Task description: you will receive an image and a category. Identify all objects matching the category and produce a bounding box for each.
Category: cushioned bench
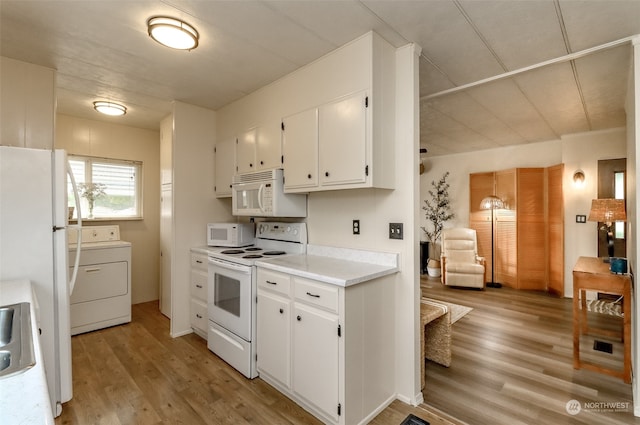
[420,299,452,389]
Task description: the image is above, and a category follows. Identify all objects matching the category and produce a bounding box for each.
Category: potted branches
[421,172,455,277]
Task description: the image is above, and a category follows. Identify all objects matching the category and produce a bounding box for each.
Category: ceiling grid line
[449,0,560,141]
[554,0,593,131]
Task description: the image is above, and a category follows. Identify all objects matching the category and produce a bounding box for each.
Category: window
[68,155,143,220]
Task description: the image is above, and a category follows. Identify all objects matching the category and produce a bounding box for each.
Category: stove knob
[259,224,265,234]
[293,229,298,236]
[286,226,291,233]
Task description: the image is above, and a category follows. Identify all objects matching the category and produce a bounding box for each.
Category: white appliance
[232,169,307,217]
[207,222,255,247]
[68,225,131,335]
[0,146,82,417]
[207,222,307,378]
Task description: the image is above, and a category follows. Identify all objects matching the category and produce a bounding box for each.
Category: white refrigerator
[0,146,82,417]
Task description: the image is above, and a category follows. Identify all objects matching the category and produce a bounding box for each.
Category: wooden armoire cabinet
[469,166,564,292]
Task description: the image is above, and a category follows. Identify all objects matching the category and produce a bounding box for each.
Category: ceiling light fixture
[93,101,127,116]
[147,16,199,50]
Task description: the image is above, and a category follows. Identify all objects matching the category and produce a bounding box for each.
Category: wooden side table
[572,256,632,383]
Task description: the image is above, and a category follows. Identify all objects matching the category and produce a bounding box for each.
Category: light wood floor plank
[421,277,639,425]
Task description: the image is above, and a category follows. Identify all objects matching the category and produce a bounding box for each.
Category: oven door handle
[208,258,253,274]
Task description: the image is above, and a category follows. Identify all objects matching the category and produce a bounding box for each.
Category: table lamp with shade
[587,198,626,262]
[480,195,504,288]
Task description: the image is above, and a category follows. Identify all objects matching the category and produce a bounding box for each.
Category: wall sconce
[573,170,585,187]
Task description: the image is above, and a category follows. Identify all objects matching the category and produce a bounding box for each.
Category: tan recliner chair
[440,228,485,289]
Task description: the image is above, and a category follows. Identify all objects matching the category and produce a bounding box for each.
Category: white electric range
[207,222,307,378]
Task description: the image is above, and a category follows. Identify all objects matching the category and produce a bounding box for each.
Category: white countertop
[256,245,399,287]
[0,280,54,425]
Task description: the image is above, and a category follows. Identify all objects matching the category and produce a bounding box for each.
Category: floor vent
[593,340,613,354]
[400,414,430,425]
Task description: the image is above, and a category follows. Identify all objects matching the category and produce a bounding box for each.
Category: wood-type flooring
[55,301,457,425]
[421,276,639,425]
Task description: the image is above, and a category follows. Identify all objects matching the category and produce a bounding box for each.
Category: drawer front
[257,268,291,297]
[191,298,207,331]
[191,270,207,301]
[70,261,129,304]
[191,253,207,271]
[294,278,338,313]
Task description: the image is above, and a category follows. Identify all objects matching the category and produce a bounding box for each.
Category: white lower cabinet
[190,251,208,339]
[257,267,394,425]
[256,290,291,388]
[292,302,339,422]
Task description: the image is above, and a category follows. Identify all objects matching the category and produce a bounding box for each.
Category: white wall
[561,128,627,297]
[1,57,55,149]
[55,114,161,304]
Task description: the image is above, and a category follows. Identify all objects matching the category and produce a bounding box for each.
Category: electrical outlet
[353,219,360,235]
[389,223,403,240]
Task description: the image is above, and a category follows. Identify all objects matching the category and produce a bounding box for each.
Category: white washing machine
[68,225,131,335]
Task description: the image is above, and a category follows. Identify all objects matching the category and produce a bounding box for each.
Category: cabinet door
[292,303,339,422]
[215,137,236,198]
[282,108,318,191]
[257,291,291,389]
[319,91,367,187]
[236,128,257,174]
[256,122,282,171]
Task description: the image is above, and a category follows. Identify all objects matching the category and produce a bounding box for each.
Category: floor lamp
[480,195,504,288]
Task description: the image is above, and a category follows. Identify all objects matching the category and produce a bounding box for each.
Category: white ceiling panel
[364,0,505,86]
[458,0,568,70]
[0,0,637,155]
[574,45,630,130]
[466,78,559,143]
[513,62,590,136]
[560,0,640,51]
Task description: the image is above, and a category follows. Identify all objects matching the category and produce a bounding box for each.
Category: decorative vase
[427,259,441,278]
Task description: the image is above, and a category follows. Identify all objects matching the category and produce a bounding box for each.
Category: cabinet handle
[308,174,312,179]
[279,308,284,314]
[266,280,277,285]
[325,171,329,177]
[297,315,302,321]
[196,314,202,319]
[196,260,203,264]
[260,160,264,165]
[249,163,253,167]
[84,267,101,273]
[196,284,203,289]
[306,291,320,298]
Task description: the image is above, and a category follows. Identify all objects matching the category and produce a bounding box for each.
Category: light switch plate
[389,223,403,240]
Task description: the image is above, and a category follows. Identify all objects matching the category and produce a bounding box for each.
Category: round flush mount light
[93,101,127,116]
[147,16,199,50]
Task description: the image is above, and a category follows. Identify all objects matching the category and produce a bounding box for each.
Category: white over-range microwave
[232,169,307,217]
[207,222,255,247]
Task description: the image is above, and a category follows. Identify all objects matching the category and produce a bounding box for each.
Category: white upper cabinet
[318,91,367,187]
[236,128,256,174]
[282,107,318,190]
[236,123,282,174]
[214,137,235,198]
[215,31,396,194]
[281,32,395,193]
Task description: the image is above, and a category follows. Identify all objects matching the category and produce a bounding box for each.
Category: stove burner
[245,247,263,252]
[221,249,244,254]
[263,250,286,256]
[243,254,264,259]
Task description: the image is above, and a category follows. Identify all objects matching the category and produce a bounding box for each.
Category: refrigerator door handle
[67,162,82,294]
